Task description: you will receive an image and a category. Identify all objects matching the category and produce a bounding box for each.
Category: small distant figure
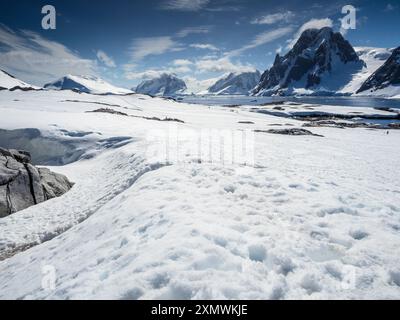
[387,131,390,135]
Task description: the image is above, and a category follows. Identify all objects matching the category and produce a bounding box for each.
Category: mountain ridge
[253,27,363,96]
[134,73,187,97]
[206,71,261,95]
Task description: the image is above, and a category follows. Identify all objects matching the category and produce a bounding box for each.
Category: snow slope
[356,46,400,97]
[44,75,132,95]
[339,47,392,95]
[0,90,400,299]
[0,69,37,90]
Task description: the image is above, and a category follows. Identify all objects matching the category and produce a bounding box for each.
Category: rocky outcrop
[253,27,360,96]
[255,128,324,137]
[357,46,400,93]
[0,148,73,218]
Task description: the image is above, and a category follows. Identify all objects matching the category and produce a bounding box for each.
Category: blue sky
[0,0,399,89]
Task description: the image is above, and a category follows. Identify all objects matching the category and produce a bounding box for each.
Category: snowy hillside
[0,70,37,90]
[206,71,261,95]
[334,47,392,95]
[0,90,400,299]
[356,46,400,97]
[44,75,132,95]
[135,73,187,96]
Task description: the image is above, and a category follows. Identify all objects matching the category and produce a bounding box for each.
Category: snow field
[0,90,399,299]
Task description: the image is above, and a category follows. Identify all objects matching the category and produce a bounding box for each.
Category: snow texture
[0,90,399,300]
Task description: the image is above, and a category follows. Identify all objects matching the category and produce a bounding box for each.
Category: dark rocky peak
[253,27,359,95]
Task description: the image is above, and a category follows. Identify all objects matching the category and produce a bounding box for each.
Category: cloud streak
[287,18,333,49]
[0,25,97,85]
[96,50,116,68]
[129,36,183,61]
[160,0,210,11]
[228,27,294,57]
[190,43,219,51]
[251,11,295,25]
[176,26,212,38]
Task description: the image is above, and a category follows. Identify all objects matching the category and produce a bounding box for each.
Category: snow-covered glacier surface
[0,90,399,299]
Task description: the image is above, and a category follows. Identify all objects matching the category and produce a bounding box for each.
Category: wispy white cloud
[0,25,97,85]
[190,43,219,51]
[228,27,294,57]
[172,59,193,66]
[195,57,255,74]
[124,69,167,81]
[128,25,212,62]
[176,26,212,38]
[160,0,210,11]
[287,18,333,49]
[251,11,295,25]
[384,3,398,11]
[129,36,183,60]
[96,50,116,68]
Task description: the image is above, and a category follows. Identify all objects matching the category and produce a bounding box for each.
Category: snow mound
[44,75,132,95]
[0,70,37,90]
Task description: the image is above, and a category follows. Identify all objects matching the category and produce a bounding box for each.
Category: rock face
[207,71,261,95]
[134,73,187,96]
[0,148,73,218]
[253,27,360,96]
[357,46,400,93]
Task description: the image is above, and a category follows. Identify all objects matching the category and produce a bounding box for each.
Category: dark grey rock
[0,147,73,218]
[255,128,324,137]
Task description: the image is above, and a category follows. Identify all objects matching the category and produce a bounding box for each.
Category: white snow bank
[0,90,399,300]
[0,70,37,89]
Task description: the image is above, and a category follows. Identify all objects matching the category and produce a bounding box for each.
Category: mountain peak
[253,27,360,96]
[134,73,187,97]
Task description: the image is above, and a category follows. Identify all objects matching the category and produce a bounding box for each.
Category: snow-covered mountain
[134,73,187,96]
[339,47,393,95]
[44,75,132,95]
[206,71,261,95]
[356,46,400,97]
[253,27,364,96]
[0,69,37,91]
